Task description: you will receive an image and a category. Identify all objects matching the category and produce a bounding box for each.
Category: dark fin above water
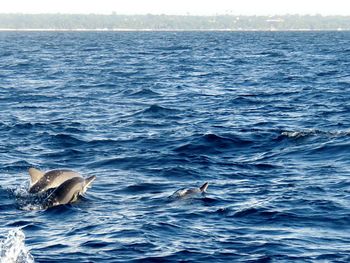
[199,182,209,192]
[28,167,44,185]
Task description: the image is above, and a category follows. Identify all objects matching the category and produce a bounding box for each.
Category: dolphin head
[82,175,96,195]
[44,175,96,208]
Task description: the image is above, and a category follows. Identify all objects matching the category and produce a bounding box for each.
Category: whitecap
[281,129,350,139]
[0,229,34,263]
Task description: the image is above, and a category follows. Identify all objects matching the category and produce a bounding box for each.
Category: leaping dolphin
[28,168,82,194]
[44,176,96,208]
[170,182,209,199]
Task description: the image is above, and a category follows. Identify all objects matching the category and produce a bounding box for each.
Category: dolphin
[28,167,82,194]
[44,176,96,208]
[170,182,209,199]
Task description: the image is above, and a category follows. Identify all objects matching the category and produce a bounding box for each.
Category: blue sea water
[0,31,350,262]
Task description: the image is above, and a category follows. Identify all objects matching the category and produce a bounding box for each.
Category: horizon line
[0,28,348,32]
[1,12,350,17]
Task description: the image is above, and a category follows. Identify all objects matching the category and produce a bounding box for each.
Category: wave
[88,155,156,170]
[122,183,165,194]
[137,104,180,118]
[309,141,350,158]
[217,162,279,171]
[85,138,121,148]
[229,95,262,106]
[280,129,350,139]
[0,229,34,263]
[155,44,192,52]
[136,249,211,262]
[3,121,85,135]
[316,70,339,77]
[233,207,299,221]
[0,51,13,57]
[175,133,253,154]
[81,240,110,249]
[128,88,159,97]
[260,51,286,58]
[50,133,86,148]
[158,166,199,179]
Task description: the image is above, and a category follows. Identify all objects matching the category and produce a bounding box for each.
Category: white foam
[0,229,35,263]
[19,204,44,212]
[281,129,350,138]
[281,131,305,138]
[10,182,46,211]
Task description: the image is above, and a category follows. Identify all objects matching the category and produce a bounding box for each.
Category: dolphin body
[44,176,96,208]
[170,182,209,199]
[28,168,82,194]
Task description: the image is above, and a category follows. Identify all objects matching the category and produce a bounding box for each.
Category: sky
[1,0,350,16]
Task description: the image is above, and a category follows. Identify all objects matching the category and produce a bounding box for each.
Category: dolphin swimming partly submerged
[44,176,96,208]
[28,168,82,193]
[170,182,209,199]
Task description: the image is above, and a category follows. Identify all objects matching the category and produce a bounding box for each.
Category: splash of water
[0,229,35,263]
[11,182,48,211]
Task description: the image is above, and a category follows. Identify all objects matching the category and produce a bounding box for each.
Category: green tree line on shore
[0,14,349,30]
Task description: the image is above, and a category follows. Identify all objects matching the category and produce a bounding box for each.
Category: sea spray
[0,229,34,263]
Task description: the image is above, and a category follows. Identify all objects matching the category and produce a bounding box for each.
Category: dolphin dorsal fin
[28,167,44,185]
[199,182,209,192]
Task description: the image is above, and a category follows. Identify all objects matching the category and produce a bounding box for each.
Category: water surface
[0,31,350,262]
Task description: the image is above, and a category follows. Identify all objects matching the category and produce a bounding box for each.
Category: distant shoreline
[0,29,348,32]
[1,14,350,31]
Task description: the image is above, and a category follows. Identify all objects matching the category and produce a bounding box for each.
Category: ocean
[0,31,350,262]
